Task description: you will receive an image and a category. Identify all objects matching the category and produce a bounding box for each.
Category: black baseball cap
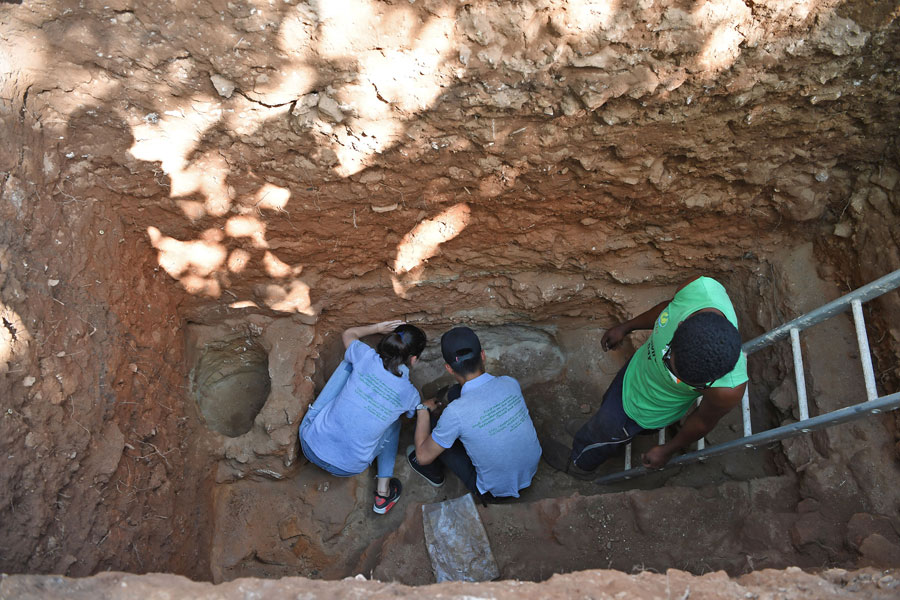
[441,326,482,368]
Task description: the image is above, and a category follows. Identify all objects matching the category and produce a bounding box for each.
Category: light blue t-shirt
[304,341,420,473]
[431,373,542,498]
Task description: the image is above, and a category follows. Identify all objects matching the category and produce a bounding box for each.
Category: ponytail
[376,324,427,376]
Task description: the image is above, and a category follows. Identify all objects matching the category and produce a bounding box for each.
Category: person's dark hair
[448,349,484,376]
[376,324,427,377]
[441,326,484,376]
[670,312,741,385]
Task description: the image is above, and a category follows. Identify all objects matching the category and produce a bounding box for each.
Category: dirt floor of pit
[208,248,900,585]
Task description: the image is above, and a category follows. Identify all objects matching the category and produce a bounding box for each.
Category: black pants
[571,358,656,470]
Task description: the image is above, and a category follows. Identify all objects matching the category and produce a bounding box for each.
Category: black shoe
[406,445,444,487]
[565,418,587,439]
[540,438,597,481]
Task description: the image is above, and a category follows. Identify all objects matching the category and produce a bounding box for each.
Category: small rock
[579,403,592,414]
[560,94,581,116]
[56,554,78,574]
[871,166,899,191]
[859,533,900,567]
[358,169,384,184]
[48,279,59,287]
[371,203,398,213]
[292,93,319,116]
[847,513,900,549]
[317,94,343,122]
[833,222,853,238]
[459,45,471,66]
[23,376,36,388]
[821,568,849,585]
[570,49,617,69]
[210,74,236,99]
[769,378,795,413]
[580,217,598,226]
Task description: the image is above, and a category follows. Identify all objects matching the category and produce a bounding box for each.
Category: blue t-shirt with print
[431,373,542,497]
[304,341,420,473]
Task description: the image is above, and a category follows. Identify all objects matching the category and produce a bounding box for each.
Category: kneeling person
[408,327,542,502]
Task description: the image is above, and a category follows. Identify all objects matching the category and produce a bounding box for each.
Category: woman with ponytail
[299,320,426,514]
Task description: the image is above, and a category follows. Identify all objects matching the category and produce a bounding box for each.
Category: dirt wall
[1,0,899,582]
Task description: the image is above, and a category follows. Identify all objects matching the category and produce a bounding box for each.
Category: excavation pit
[206,253,898,584]
[2,0,899,597]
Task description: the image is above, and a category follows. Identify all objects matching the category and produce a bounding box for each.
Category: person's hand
[601,323,630,351]
[373,320,405,334]
[415,398,440,418]
[641,445,674,470]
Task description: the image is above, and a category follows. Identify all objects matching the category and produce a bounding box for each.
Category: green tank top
[622,277,748,429]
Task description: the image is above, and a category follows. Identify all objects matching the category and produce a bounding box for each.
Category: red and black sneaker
[373,478,402,515]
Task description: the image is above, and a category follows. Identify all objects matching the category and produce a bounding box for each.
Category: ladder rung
[790,328,810,420]
[695,397,705,451]
[742,385,752,437]
[851,299,879,401]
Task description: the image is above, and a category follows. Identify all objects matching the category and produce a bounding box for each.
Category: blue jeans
[299,360,402,478]
[571,359,656,470]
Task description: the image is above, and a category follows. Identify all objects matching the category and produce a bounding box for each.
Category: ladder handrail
[742,269,900,354]
[593,391,900,484]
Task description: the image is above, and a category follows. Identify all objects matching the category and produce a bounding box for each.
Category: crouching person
[407,326,542,503]
[299,320,426,515]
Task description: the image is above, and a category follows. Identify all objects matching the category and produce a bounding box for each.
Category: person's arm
[641,382,746,469]
[601,301,668,350]
[601,276,703,351]
[413,399,446,465]
[341,320,405,349]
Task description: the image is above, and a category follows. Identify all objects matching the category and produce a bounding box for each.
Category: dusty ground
[1,0,900,592]
[4,566,900,600]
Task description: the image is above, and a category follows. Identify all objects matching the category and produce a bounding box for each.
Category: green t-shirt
[622,277,748,429]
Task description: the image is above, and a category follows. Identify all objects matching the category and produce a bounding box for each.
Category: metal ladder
[594,268,900,485]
